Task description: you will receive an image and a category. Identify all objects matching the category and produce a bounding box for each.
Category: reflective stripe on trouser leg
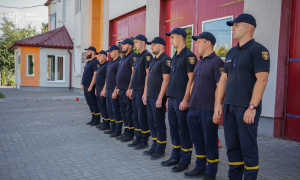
[188,108,219,175]
[147,96,167,153]
[132,91,141,142]
[118,89,134,137]
[224,104,260,180]
[86,86,100,122]
[147,97,157,150]
[111,94,123,133]
[96,94,110,126]
[133,90,150,142]
[106,88,116,130]
[168,97,193,165]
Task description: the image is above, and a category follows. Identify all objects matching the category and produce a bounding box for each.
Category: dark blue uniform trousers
[223,104,260,180]
[187,108,219,176]
[118,89,134,137]
[84,86,100,122]
[96,94,110,126]
[168,97,193,165]
[132,89,150,142]
[106,88,123,132]
[147,96,167,154]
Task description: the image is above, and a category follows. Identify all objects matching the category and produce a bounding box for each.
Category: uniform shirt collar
[156,52,166,60]
[125,50,133,58]
[137,50,147,57]
[113,56,121,61]
[175,46,188,57]
[200,52,216,61]
[88,57,97,63]
[237,39,255,50]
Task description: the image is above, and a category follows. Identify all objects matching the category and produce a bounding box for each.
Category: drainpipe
[67,48,72,89]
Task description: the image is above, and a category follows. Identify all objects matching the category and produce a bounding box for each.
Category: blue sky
[0,0,48,33]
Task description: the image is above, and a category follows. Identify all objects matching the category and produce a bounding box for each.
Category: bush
[8,78,15,86]
[1,71,5,85]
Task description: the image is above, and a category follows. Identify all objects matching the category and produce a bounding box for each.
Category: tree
[0,17,38,74]
[41,22,48,33]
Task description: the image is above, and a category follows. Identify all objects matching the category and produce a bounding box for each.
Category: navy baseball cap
[165,27,187,38]
[84,46,98,54]
[98,50,107,56]
[106,45,119,52]
[192,32,216,45]
[132,34,147,43]
[120,38,134,46]
[146,37,166,46]
[227,13,257,28]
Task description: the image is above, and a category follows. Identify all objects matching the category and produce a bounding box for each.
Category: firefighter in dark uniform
[127,34,152,150]
[214,14,270,180]
[162,27,196,172]
[115,38,137,142]
[102,45,123,137]
[82,46,101,126]
[95,50,110,130]
[143,37,170,160]
[184,32,224,180]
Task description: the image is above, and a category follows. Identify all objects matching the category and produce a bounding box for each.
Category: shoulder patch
[133,57,136,62]
[146,56,151,61]
[97,64,100,68]
[188,57,195,65]
[166,60,171,67]
[262,51,269,60]
[219,67,223,74]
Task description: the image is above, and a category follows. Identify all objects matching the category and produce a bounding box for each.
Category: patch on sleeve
[219,67,223,74]
[97,64,100,68]
[188,57,195,65]
[262,51,269,60]
[146,56,151,61]
[166,60,171,67]
[133,57,136,62]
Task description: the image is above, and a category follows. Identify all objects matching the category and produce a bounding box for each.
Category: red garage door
[110,7,146,46]
[285,0,300,141]
[164,0,244,58]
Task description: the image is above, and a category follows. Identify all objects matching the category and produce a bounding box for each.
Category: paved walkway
[0,88,84,102]
[0,95,299,179]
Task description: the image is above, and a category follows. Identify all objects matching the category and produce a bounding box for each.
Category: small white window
[202,16,233,59]
[47,55,65,82]
[26,54,34,76]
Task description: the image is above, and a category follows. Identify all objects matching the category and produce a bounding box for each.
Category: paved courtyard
[0,88,299,180]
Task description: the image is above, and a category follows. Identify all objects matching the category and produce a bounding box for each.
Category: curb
[0,96,85,102]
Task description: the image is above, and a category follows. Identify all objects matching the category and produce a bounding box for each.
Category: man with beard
[95,50,110,130]
[82,46,101,126]
[128,34,152,150]
[102,45,123,137]
[184,32,224,180]
[162,28,196,172]
[115,38,137,142]
[143,37,170,160]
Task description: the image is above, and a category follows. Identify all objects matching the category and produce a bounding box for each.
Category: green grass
[0,92,5,98]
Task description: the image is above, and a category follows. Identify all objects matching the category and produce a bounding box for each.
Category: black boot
[95,123,103,129]
[86,120,93,125]
[90,120,100,126]
[134,141,148,150]
[143,149,155,156]
[203,174,216,180]
[116,134,126,140]
[104,129,114,134]
[128,140,140,147]
[99,125,110,130]
[184,168,205,178]
[161,158,179,166]
[150,152,164,160]
[121,136,133,142]
[171,162,189,172]
[110,131,121,137]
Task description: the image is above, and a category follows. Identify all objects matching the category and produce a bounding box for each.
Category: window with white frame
[47,55,65,82]
[202,16,233,59]
[26,54,34,76]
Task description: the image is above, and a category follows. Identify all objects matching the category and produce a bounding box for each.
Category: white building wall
[108,0,147,20]
[39,48,70,88]
[14,47,21,89]
[244,0,282,137]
